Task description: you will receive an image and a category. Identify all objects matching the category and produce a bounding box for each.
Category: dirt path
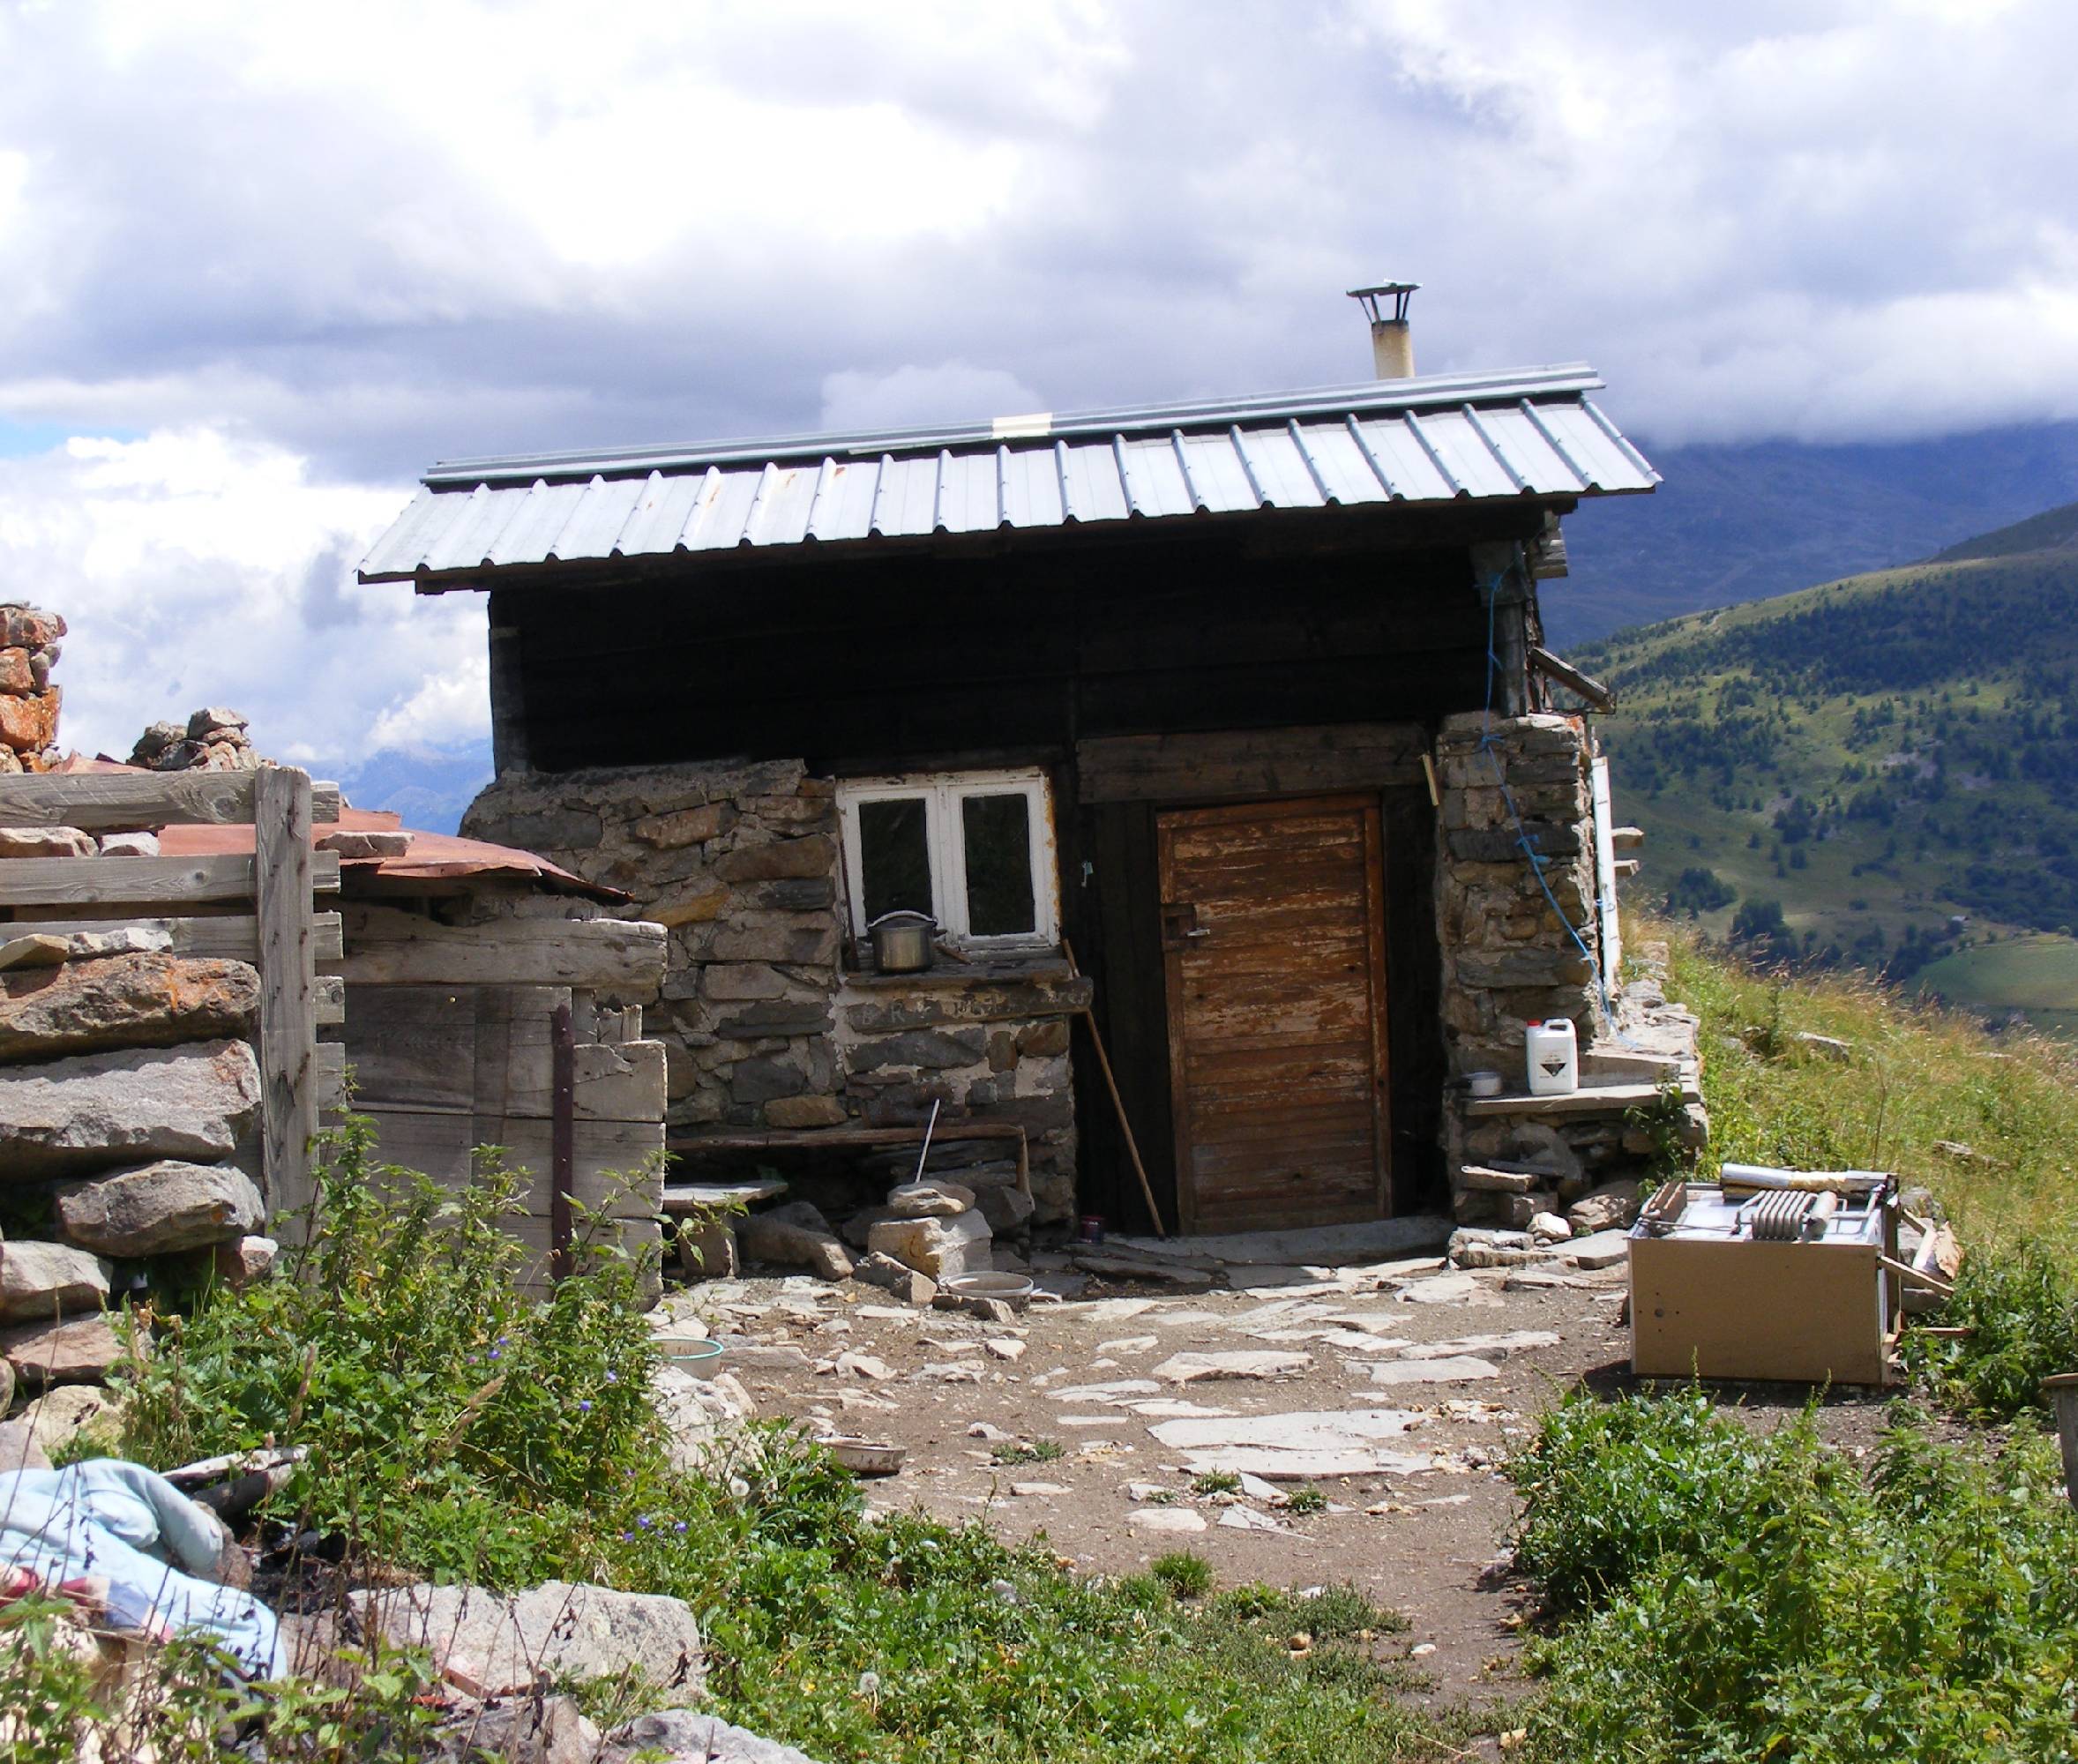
[658,1252,1651,1715]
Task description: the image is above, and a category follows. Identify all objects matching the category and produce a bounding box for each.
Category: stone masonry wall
[1433,709,1603,1083]
[0,603,64,773]
[463,762,1084,1222]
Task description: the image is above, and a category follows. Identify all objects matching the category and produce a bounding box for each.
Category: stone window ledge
[844,955,1073,992]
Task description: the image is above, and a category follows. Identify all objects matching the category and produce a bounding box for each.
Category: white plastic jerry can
[1525,1018,1579,1095]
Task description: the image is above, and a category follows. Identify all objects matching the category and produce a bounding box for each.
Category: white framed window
[837,768,1059,951]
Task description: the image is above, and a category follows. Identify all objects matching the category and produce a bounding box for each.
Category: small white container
[1526,1019,1579,1096]
[1468,1070,1504,1099]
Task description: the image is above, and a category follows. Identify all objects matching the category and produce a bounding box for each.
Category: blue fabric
[0,1459,284,1678]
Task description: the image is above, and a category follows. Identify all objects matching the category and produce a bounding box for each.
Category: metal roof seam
[1581,400,1663,482]
[804,457,835,541]
[1515,400,1593,491]
[1402,412,1463,497]
[1345,415,1404,499]
[1227,426,1269,508]
[1112,434,1143,517]
[1461,405,1529,494]
[1054,439,1080,524]
[1286,420,1335,505]
[741,462,777,548]
[869,454,894,536]
[995,445,1012,529]
[931,450,952,534]
[674,466,723,552]
[1170,430,1207,512]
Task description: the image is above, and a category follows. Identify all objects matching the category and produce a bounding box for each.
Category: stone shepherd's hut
[359,303,1695,1238]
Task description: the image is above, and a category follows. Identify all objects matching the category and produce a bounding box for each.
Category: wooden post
[2044,1373,2078,1510]
[549,1000,575,1281]
[254,768,317,1238]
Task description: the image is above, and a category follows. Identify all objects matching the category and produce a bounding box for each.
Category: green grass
[1918,933,2078,1034]
[1511,1390,2078,1762]
[1663,922,2078,1251]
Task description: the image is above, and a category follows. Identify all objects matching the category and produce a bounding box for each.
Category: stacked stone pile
[730,1171,996,1298]
[0,926,275,1412]
[129,706,260,772]
[0,604,65,773]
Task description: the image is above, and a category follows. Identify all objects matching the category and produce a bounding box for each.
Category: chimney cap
[1348,281,1419,324]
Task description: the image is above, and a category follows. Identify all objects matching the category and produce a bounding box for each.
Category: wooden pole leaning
[1061,936,1167,1238]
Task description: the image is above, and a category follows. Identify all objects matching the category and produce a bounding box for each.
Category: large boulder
[19,1382,123,1461]
[604,1708,828,1764]
[739,1200,852,1280]
[352,1581,704,1701]
[867,1209,991,1279]
[0,1240,112,1321]
[0,1039,261,1177]
[55,1160,265,1255]
[0,1314,126,1386]
[0,953,259,1063]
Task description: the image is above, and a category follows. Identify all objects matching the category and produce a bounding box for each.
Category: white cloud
[819,363,1046,432]
[0,429,474,766]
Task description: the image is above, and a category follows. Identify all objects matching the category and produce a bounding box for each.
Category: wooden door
[1157,795,1390,1234]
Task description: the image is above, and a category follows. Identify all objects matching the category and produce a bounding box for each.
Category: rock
[96,830,159,859]
[886,1180,975,1218]
[1529,1211,1573,1244]
[1566,1180,1641,1235]
[653,1366,755,1473]
[740,1201,853,1281]
[1010,1480,1066,1497]
[0,826,93,858]
[1456,1164,1540,1194]
[0,926,171,972]
[1072,1252,1214,1289]
[1127,1506,1207,1533]
[354,1580,704,1701]
[1151,1350,1311,1386]
[763,1094,847,1129]
[711,1342,811,1371]
[1,1314,126,1386]
[440,1694,601,1764]
[973,1182,1037,1234]
[315,829,414,858]
[983,1337,1026,1362]
[55,1159,265,1255]
[1218,1505,1288,1532]
[853,1251,937,1307]
[213,1234,280,1286]
[604,1708,828,1764]
[20,1382,123,1460]
[1368,1355,1502,1387]
[839,1206,898,1250]
[676,1218,739,1279]
[0,953,260,1064]
[0,1039,262,1177]
[833,1351,895,1381]
[0,1415,50,1471]
[1148,1408,1428,1480]
[634,804,735,848]
[1566,1230,1631,1270]
[0,1240,112,1321]
[868,1208,992,1279]
[1793,1032,1853,1061]
[186,706,249,738]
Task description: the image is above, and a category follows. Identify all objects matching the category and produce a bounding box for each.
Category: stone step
[1465,1080,1701,1119]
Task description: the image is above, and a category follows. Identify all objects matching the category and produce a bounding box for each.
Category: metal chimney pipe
[1347,281,1419,379]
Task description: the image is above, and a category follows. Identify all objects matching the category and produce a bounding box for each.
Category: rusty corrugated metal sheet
[358,364,1658,585]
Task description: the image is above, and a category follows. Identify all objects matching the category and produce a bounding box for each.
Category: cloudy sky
[2,0,2074,775]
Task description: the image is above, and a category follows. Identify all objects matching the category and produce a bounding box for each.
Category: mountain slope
[1550,419,2078,645]
[1575,539,2078,1026]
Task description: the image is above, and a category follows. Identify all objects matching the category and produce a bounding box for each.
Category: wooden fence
[0,767,342,1227]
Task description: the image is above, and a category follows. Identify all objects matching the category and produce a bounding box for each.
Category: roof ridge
[422,363,1604,489]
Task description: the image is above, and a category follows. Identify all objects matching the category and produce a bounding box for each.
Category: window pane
[962,792,1037,937]
[858,797,934,924]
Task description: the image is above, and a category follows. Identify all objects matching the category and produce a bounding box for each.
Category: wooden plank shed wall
[485,517,1521,1227]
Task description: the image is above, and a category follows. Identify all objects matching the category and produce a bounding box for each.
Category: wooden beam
[1529,644,1616,712]
[314,975,345,1025]
[255,767,318,1237]
[0,911,342,964]
[316,1040,346,1111]
[337,902,667,993]
[0,850,338,909]
[1076,723,1425,804]
[0,770,340,828]
[359,1106,665,1213]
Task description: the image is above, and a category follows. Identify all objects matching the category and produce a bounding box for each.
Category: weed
[989,1437,1064,1466]
[1901,1237,2078,1418]
[1285,1485,1328,1514]
[1151,1551,1214,1599]
[1512,1391,2078,1761]
[1191,1468,1243,1495]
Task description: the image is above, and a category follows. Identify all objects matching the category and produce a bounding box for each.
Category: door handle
[1182,926,1211,939]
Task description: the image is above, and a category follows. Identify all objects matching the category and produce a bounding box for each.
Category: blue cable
[1473,571,1633,1040]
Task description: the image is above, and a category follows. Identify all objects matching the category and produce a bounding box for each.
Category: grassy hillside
[1576,535,2078,1027]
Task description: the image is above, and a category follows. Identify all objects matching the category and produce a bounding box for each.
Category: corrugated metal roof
[359,364,1657,586]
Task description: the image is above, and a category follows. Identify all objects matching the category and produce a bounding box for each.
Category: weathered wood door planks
[1157,794,1390,1234]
